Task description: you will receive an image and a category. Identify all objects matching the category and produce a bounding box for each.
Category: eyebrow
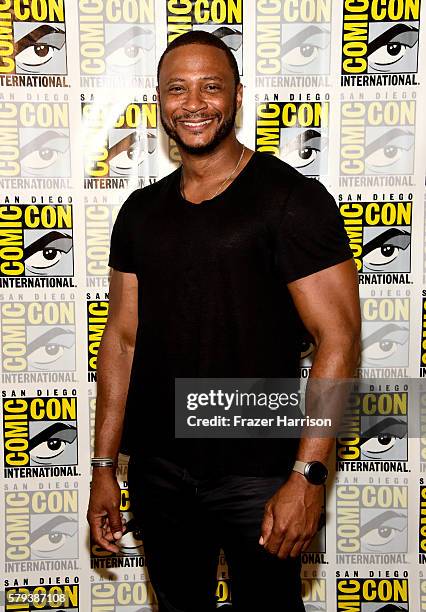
[362,324,408,349]
[27,327,74,355]
[360,416,407,441]
[365,128,414,157]
[282,25,329,54]
[368,23,419,56]
[20,130,69,160]
[363,228,410,257]
[105,26,154,57]
[15,24,65,55]
[360,510,406,537]
[29,423,77,450]
[24,231,72,260]
[165,76,224,85]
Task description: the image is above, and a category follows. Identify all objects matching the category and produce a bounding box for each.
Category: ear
[235,82,243,111]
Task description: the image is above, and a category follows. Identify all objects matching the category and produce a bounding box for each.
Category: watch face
[307,461,328,484]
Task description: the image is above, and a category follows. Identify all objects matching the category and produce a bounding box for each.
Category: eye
[363,244,402,267]
[32,530,70,553]
[25,248,64,269]
[21,148,59,170]
[282,146,319,168]
[361,434,397,454]
[362,333,408,362]
[28,343,65,364]
[16,44,58,67]
[283,44,320,67]
[106,44,144,68]
[300,338,315,360]
[362,524,402,546]
[368,42,408,67]
[365,145,403,169]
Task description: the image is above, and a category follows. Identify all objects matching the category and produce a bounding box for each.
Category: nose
[182,86,207,114]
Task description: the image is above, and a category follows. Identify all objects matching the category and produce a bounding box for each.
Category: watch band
[293,460,309,476]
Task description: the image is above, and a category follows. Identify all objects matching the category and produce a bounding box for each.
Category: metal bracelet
[91,457,115,468]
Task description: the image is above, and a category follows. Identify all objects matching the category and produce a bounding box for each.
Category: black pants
[128,456,306,612]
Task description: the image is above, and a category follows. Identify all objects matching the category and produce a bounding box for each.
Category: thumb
[259,509,274,546]
[109,510,123,539]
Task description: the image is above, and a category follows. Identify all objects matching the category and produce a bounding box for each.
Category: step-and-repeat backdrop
[1,0,426,609]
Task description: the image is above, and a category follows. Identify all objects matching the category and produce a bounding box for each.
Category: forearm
[94,327,135,462]
[296,336,360,464]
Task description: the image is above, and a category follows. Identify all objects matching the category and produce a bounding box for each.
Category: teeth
[182,119,212,127]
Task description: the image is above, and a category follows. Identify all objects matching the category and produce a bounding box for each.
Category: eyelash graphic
[30,515,78,558]
[24,231,73,273]
[105,26,155,70]
[361,324,409,364]
[282,25,330,72]
[367,24,419,71]
[27,327,75,369]
[20,130,70,176]
[108,132,157,174]
[14,24,66,72]
[29,423,77,464]
[362,228,410,272]
[281,129,327,171]
[365,128,414,173]
[360,417,407,457]
[211,26,243,51]
[360,510,407,549]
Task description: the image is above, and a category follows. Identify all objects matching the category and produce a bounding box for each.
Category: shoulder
[117,167,180,219]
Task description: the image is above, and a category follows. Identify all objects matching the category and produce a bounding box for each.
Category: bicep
[287,259,361,345]
[105,269,138,347]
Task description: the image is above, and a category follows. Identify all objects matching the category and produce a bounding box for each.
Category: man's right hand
[87,470,127,553]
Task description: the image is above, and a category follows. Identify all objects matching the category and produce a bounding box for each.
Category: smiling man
[87,31,361,612]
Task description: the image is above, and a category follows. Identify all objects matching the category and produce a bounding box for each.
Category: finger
[265,526,286,555]
[103,515,127,538]
[108,509,124,540]
[276,532,299,559]
[259,510,274,546]
[89,516,121,553]
[288,538,306,559]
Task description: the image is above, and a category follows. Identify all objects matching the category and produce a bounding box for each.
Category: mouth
[177,117,216,132]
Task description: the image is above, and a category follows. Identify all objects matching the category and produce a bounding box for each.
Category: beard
[160,99,237,155]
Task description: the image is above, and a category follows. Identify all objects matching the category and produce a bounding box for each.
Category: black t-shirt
[108,151,353,477]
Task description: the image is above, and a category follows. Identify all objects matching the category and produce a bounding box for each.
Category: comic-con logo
[87,298,108,383]
[85,203,119,280]
[0,204,74,287]
[0,101,71,184]
[0,300,75,374]
[4,487,78,571]
[0,0,67,84]
[336,389,408,468]
[302,578,326,612]
[359,297,410,376]
[339,199,412,283]
[167,0,243,74]
[91,482,145,568]
[337,579,408,611]
[3,395,78,477]
[336,484,408,562]
[82,100,157,189]
[420,297,426,377]
[420,485,426,562]
[79,0,155,82]
[340,100,415,182]
[420,390,426,465]
[341,0,420,86]
[6,582,79,610]
[256,0,331,81]
[421,579,426,610]
[256,100,329,176]
[91,581,156,610]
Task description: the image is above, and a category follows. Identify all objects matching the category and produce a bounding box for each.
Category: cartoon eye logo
[29,423,77,464]
[361,324,409,364]
[364,128,414,173]
[108,132,156,175]
[212,26,243,51]
[300,335,315,360]
[362,229,410,272]
[360,510,407,550]
[368,24,419,71]
[281,129,327,170]
[27,327,75,369]
[118,517,144,555]
[105,26,155,70]
[24,231,73,273]
[15,24,66,71]
[360,417,407,457]
[282,25,330,72]
[20,131,70,176]
[30,515,78,558]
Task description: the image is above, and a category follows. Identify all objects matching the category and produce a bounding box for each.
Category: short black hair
[157,30,240,88]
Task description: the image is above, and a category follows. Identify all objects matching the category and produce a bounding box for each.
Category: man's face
[157,44,242,154]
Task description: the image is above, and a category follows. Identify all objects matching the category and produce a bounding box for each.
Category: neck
[179,133,243,181]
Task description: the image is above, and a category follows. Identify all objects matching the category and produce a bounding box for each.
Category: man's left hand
[259,471,323,559]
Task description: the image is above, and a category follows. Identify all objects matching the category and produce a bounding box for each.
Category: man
[87,31,361,611]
